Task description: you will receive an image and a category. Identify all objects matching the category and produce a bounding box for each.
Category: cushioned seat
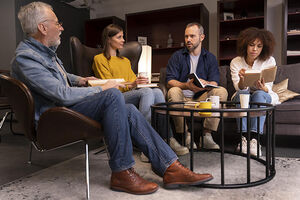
[275,100,300,124]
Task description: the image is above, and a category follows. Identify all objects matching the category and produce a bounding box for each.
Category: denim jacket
[11,37,102,123]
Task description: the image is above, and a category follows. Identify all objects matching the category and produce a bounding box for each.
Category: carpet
[0,150,299,200]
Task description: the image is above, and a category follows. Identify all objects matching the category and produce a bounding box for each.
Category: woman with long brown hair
[92,24,188,156]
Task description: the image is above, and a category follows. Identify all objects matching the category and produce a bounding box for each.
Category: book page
[243,66,277,87]
[187,73,218,88]
[261,66,277,83]
[88,78,126,86]
[137,83,158,88]
[244,70,261,87]
[187,73,205,88]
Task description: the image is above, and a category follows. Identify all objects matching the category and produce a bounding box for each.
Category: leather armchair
[0,70,16,141]
[70,36,142,76]
[0,74,103,200]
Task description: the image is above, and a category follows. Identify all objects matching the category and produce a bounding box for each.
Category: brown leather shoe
[163,160,213,189]
[110,168,159,195]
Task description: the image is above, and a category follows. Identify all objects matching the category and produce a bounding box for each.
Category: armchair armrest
[36,107,102,150]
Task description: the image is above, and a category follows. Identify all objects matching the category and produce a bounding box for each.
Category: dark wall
[15,0,89,73]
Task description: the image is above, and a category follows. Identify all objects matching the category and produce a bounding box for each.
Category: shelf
[152,46,183,51]
[217,0,266,65]
[288,12,300,15]
[220,16,264,23]
[126,3,209,73]
[287,50,300,56]
[219,36,238,42]
[287,54,300,57]
[219,57,235,61]
[283,0,300,64]
[287,31,300,36]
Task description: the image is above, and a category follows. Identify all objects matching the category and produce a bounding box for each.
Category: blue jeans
[68,88,177,175]
[123,87,165,122]
[123,87,173,139]
[233,89,272,134]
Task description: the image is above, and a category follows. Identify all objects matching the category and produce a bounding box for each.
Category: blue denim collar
[26,37,58,57]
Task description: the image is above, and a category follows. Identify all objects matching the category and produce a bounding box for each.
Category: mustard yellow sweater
[92,53,136,92]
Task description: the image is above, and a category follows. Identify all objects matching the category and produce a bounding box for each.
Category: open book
[137,83,158,88]
[188,73,218,88]
[88,79,126,87]
[244,66,277,87]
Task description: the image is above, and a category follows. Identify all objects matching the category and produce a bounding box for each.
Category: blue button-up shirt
[11,37,102,123]
[166,47,220,84]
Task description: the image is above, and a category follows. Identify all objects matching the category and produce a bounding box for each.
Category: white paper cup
[239,94,250,116]
[239,94,250,108]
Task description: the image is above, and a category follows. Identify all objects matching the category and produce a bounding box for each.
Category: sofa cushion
[275,99,300,124]
[274,63,300,93]
[272,79,300,103]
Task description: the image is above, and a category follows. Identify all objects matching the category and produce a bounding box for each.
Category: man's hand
[101,80,125,91]
[78,76,98,87]
[186,79,207,93]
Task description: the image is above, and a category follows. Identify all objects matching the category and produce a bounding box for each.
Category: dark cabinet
[217,0,266,66]
[126,4,209,73]
[282,0,300,64]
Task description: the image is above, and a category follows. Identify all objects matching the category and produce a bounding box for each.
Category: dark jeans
[69,88,177,175]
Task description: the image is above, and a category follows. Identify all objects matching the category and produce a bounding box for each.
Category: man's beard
[49,32,61,48]
[186,41,200,51]
[49,38,61,48]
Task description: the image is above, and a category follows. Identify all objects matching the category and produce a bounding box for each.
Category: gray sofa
[219,63,300,137]
[160,63,300,139]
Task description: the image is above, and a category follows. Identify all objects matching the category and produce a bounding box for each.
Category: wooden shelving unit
[217,0,266,66]
[282,0,300,64]
[84,16,125,48]
[126,4,209,73]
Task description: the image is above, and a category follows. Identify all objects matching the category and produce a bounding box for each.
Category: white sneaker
[236,136,247,154]
[185,132,197,149]
[236,137,262,156]
[169,137,189,156]
[199,134,220,149]
[140,152,149,163]
[249,139,262,157]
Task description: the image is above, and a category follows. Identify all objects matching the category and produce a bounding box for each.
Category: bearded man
[166,22,228,150]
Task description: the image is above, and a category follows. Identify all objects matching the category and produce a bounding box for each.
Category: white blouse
[230,56,280,105]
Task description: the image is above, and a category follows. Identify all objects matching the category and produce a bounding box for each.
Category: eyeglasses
[41,19,63,27]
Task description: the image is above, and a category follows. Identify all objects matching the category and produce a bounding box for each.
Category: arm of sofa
[159,67,167,99]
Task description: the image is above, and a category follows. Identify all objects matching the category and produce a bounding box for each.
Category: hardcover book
[188,73,218,88]
[244,66,277,87]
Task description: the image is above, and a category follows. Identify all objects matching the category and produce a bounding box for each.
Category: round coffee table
[151,101,276,188]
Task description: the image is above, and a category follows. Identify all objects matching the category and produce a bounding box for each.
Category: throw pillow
[272,79,300,103]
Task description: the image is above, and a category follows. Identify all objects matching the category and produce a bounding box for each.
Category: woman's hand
[135,76,149,85]
[238,68,246,89]
[256,78,268,92]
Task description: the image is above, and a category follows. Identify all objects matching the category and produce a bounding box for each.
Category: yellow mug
[194,101,212,116]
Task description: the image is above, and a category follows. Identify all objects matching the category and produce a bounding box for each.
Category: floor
[0,112,102,186]
[0,111,300,187]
